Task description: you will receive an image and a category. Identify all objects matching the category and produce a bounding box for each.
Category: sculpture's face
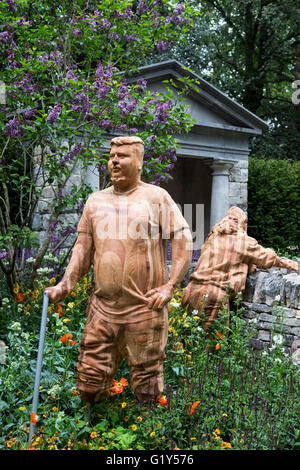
[108,144,143,192]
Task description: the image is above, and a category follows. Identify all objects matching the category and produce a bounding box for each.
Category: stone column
[210,159,234,229]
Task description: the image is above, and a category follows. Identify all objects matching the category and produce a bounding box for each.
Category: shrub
[248,158,300,257]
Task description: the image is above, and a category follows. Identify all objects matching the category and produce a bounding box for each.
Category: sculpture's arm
[245,238,298,272]
[146,227,193,310]
[45,232,94,303]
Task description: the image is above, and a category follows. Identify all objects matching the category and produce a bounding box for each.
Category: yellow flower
[150,431,155,437]
[13,283,19,294]
[137,416,143,422]
[131,425,137,431]
[222,413,228,418]
[90,432,98,439]
[52,406,58,412]
[190,437,196,441]
[98,446,105,450]
[124,415,129,422]
[215,428,221,435]
[19,406,26,411]
[121,402,127,408]
[6,440,14,448]
[67,302,74,309]
[221,441,232,448]
[49,277,56,285]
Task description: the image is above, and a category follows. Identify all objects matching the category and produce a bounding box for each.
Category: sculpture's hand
[182,282,200,310]
[287,260,299,272]
[45,282,69,304]
[145,282,175,311]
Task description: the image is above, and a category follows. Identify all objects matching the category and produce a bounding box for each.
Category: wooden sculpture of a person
[46,136,193,404]
[182,206,299,331]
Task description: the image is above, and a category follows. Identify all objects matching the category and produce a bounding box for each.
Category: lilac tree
[0,0,195,292]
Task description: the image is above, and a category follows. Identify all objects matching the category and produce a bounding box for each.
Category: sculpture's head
[225,206,248,232]
[108,136,145,192]
[211,206,248,237]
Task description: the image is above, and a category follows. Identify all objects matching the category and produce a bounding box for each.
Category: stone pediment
[127,60,268,137]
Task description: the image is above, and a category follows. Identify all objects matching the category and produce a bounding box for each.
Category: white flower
[273,334,284,345]
[170,301,180,308]
[26,257,35,264]
[9,321,21,332]
[274,295,281,302]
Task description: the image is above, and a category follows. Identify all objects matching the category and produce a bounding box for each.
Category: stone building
[32,60,268,251]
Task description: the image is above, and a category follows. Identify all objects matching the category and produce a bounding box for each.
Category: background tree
[0,0,195,293]
[151,0,300,160]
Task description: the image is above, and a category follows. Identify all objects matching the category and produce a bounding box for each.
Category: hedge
[247,158,300,256]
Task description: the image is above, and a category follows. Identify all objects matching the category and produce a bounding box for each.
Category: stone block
[257,330,271,341]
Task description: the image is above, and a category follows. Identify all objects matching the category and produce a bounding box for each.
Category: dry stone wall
[241,263,300,365]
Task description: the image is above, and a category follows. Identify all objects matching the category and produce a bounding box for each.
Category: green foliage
[154,0,300,160]
[0,284,299,450]
[247,157,300,255]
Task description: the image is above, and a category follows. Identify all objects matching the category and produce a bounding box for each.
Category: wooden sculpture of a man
[46,136,193,403]
[182,206,299,331]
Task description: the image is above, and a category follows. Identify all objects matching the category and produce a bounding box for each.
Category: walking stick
[28,290,49,447]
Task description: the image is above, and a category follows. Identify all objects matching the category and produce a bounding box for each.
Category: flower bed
[0,277,299,450]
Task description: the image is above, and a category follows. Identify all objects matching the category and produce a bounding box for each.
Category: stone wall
[181,260,300,364]
[228,159,248,213]
[241,263,300,364]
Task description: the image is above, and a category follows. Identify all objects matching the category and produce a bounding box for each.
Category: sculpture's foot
[80,389,110,404]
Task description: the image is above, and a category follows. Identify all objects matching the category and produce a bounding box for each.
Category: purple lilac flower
[109,31,120,42]
[129,128,138,135]
[73,28,82,37]
[0,249,10,259]
[37,52,49,64]
[49,221,59,231]
[47,104,62,123]
[23,108,36,119]
[6,0,17,11]
[5,117,23,137]
[61,143,83,164]
[118,98,138,117]
[50,51,63,67]
[66,69,78,81]
[118,84,129,99]
[157,40,170,52]
[174,3,185,16]
[137,0,147,15]
[153,100,172,124]
[72,92,91,115]
[100,19,111,30]
[136,78,147,92]
[124,33,137,42]
[95,62,113,99]
[50,232,59,243]
[96,119,112,129]
[116,124,127,132]
[0,31,10,43]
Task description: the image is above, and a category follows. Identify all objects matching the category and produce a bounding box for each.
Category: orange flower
[189,401,200,416]
[27,445,36,450]
[30,412,38,425]
[215,343,220,350]
[16,292,25,302]
[59,333,76,345]
[110,378,128,395]
[158,395,168,407]
[216,331,222,340]
[55,304,64,317]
